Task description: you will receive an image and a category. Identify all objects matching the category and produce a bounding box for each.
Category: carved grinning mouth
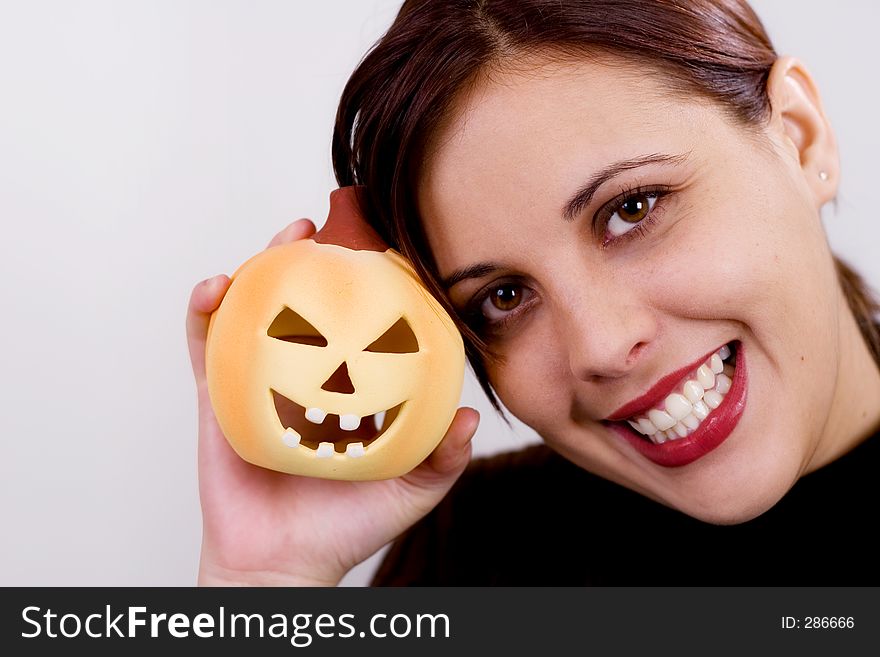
[271,389,403,457]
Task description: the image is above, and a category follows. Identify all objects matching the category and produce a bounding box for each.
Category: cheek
[484,318,573,433]
[648,176,839,421]
[642,167,833,334]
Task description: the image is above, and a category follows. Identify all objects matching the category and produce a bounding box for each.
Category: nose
[559,283,658,382]
[321,362,355,394]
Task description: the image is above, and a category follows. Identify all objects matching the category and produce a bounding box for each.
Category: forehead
[437,57,679,149]
[417,57,716,270]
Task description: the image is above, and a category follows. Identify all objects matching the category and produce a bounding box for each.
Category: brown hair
[332,0,880,406]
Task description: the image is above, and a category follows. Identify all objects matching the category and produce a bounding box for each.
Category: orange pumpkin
[206,188,465,480]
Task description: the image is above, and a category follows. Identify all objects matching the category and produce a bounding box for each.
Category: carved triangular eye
[365,317,419,353]
[267,307,328,347]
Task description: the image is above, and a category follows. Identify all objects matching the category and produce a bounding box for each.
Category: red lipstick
[607,342,748,467]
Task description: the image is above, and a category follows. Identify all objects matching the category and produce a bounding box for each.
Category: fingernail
[204,274,224,289]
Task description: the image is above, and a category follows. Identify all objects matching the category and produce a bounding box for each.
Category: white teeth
[683,380,704,403]
[697,364,715,390]
[624,346,738,446]
[340,414,361,431]
[281,428,301,448]
[316,442,335,458]
[305,407,327,424]
[345,442,366,458]
[374,410,387,432]
[638,417,658,435]
[664,393,692,420]
[692,399,710,420]
[628,420,647,435]
[703,389,723,409]
[647,408,676,431]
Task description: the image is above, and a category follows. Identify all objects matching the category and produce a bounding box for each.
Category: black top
[373,432,879,585]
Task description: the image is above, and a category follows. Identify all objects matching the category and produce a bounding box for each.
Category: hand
[186,219,479,586]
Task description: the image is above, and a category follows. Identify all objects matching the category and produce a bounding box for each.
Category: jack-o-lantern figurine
[206,187,465,480]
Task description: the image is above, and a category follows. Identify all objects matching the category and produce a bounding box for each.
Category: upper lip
[604,345,724,422]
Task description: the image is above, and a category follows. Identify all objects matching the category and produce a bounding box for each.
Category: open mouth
[604,341,747,467]
[618,342,737,444]
[271,389,403,458]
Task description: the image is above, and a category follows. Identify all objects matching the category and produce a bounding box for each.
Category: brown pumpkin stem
[312,186,388,252]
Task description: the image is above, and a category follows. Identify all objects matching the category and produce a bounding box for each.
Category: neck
[808,294,880,473]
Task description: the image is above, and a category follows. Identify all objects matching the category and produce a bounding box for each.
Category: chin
[659,441,806,525]
[675,493,781,526]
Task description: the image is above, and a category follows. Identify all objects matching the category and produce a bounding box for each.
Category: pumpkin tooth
[316,442,335,458]
[305,407,327,424]
[345,442,366,458]
[373,410,387,431]
[340,414,361,431]
[281,428,301,448]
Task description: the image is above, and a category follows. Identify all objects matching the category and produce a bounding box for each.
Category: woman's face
[417,56,863,523]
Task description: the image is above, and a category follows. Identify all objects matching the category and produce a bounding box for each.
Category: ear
[766,56,839,206]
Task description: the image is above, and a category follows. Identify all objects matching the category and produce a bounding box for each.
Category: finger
[266,218,317,249]
[423,407,480,477]
[186,274,232,385]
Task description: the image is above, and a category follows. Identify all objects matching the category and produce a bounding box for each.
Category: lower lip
[608,343,748,467]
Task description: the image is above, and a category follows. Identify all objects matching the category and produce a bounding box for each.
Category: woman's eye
[480,284,527,321]
[606,192,659,237]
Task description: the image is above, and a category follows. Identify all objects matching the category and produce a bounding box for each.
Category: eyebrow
[441,151,691,289]
[442,262,500,289]
[562,151,690,221]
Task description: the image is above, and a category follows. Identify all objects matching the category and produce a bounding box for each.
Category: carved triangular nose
[321,362,355,394]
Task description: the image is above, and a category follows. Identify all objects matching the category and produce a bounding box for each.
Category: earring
[818,170,829,181]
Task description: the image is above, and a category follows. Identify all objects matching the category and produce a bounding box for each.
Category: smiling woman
[187,0,880,585]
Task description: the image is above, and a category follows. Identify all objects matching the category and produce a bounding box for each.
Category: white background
[1,1,877,586]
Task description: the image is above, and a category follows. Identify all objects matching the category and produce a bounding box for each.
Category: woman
[186,0,880,584]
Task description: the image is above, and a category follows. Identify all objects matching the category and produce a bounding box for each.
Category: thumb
[186,275,232,386]
[403,407,480,489]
